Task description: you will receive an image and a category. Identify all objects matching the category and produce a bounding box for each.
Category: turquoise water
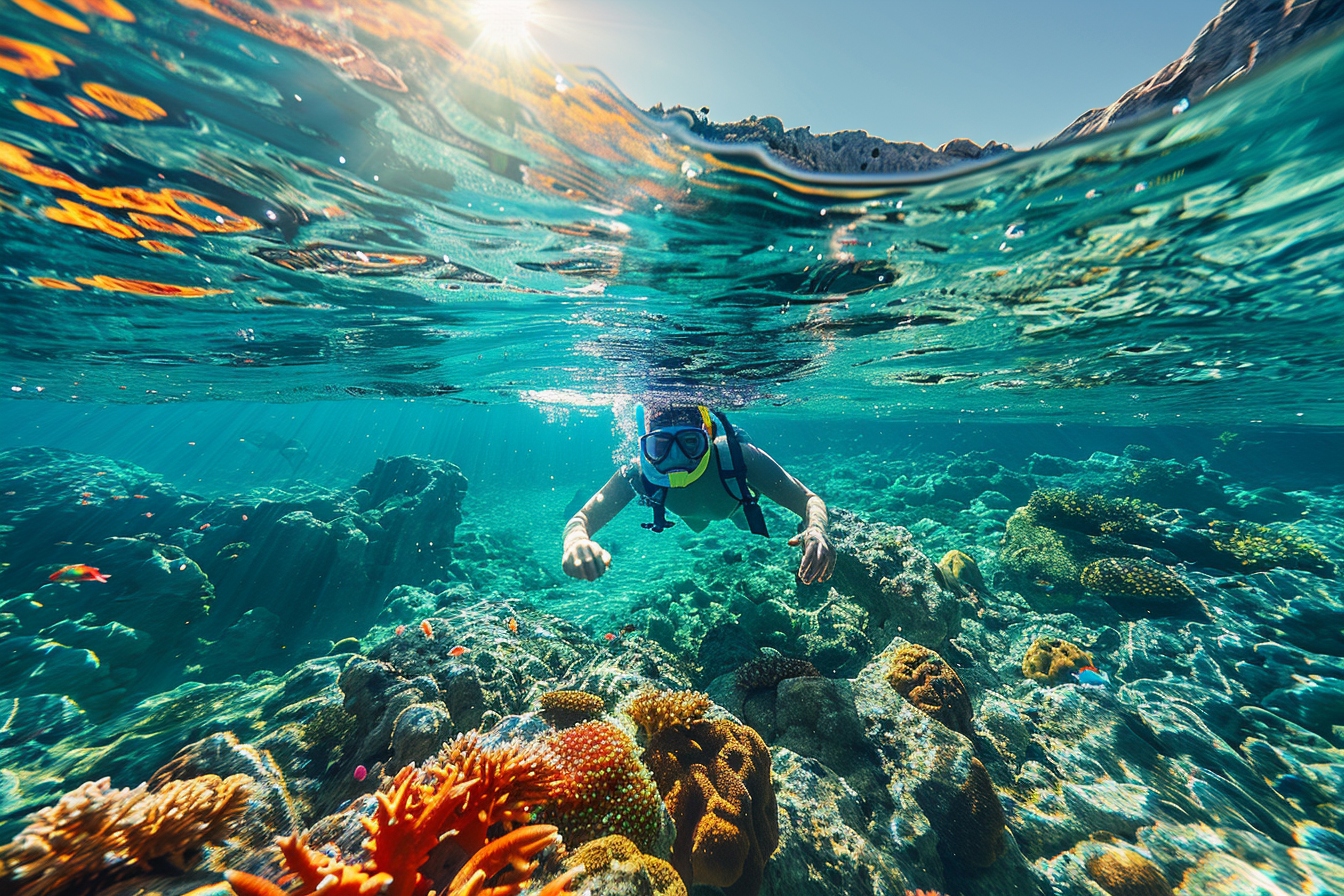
[2,2,1343,896]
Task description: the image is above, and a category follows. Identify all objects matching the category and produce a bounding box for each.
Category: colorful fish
[420,620,434,639]
[395,624,406,636]
[199,523,211,531]
[448,645,468,656]
[506,617,518,634]
[603,632,616,642]
[1074,665,1110,687]
[1034,578,1055,592]
[49,564,109,583]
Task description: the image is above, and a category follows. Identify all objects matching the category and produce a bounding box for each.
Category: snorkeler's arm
[742,444,834,583]
[561,465,637,580]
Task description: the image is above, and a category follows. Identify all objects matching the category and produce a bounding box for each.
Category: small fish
[144,512,154,518]
[81,492,92,498]
[241,514,249,521]
[620,624,637,635]
[1034,578,1055,592]
[49,564,109,583]
[395,624,406,636]
[110,495,126,501]
[1074,665,1110,687]
[133,494,148,499]
[507,617,518,634]
[80,499,89,506]
[603,632,616,642]
[353,764,367,782]
[199,523,211,531]
[420,620,434,639]
[448,645,468,656]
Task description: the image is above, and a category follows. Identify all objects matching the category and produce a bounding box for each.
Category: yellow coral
[626,689,711,740]
[0,774,251,896]
[1080,558,1193,603]
[1021,637,1094,683]
[1085,848,1174,896]
[539,689,607,728]
[566,834,686,896]
[885,644,974,737]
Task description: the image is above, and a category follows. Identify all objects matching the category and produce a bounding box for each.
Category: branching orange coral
[0,774,251,896]
[626,689,711,740]
[227,734,571,896]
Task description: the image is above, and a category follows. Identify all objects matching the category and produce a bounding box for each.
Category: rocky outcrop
[1052,0,1344,141]
[646,105,1011,174]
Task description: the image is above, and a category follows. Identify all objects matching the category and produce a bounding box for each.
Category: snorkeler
[562,404,836,584]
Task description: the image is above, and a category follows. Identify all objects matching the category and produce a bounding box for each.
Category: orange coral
[885,644,975,738]
[542,720,663,853]
[642,718,777,896]
[626,689,711,740]
[227,734,572,896]
[0,774,251,896]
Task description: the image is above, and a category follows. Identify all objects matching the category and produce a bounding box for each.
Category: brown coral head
[626,689,711,740]
[733,656,820,693]
[1021,637,1094,683]
[0,773,251,896]
[539,689,607,728]
[1085,848,1174,896]
[885,644,975,738]
[566,835,687,896]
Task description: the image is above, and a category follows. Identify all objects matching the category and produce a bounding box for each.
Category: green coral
[1080,558,1194,603]
[1205,521,1334,575]
[999,507,1088,604]
[1026,488,1157,538]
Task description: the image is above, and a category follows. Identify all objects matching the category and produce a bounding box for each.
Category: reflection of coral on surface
[11,99,77,127]
[538,689,607,728]
[642,715,778,896]
[626,689,711,739]
[81,82,166,120]
[542,720,663,853]
[0,773,251,896]
[226,733,575,896]
[0,35,73,79]
[885,644,975,738]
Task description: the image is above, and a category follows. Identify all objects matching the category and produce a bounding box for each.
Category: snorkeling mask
[636,404,714,489]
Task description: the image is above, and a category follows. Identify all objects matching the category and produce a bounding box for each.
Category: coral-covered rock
[934,549,985,598]
[542,721,664,854]
[1080,558,1194,605]
[1021,637,1094,684]
[733,656,820,693]
[642,717,778,896]
[565,835,685,896]
[917,756,1006,872]
[884,644,974,739]
[1085,846,1174,896]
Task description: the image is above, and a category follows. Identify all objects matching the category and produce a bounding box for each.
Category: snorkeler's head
[635,403,714,487]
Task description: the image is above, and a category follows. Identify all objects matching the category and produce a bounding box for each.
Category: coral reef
[1021,637,1094,683]
[541,720,664,854]
[1203,521,1335,576]
[626,689,712,740]
[565,834,686,896]
[641,714,778,896]
[1079,558,1194,605]
[884,644,974,739]
[733,656,820,693]
[0,773,251,896]
[538,690,607,729]
[1085,847,1174,896]
[1026,489,1157,539]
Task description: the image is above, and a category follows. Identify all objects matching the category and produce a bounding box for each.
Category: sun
[470,0,540,50]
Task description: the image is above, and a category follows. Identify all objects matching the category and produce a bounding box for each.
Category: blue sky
[532,0,1219,148]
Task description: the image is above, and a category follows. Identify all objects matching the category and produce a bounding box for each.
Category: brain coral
[626,689,711,740]
[539,690,607,728]
[1080,558,1194,603]
[0,773,251,896]
[566,834,687,896]
[1085,848,1174,896]
[1021,637,1094,683]
[542,720,664,854]
[734,656,820,693]
[885,644,975,738]
[642,717,778,896]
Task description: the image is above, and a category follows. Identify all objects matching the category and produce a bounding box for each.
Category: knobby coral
[1085,847,1174,896]
[538,690,607,728]
[542,720,664,853]
[1080,558,1194,604]
[1021,637,1094,683]
[626,689,711,740]
[885,644,975,738]
[733,656,820,693]
[1026,489,1157,538]
[0,774,251,896]
[225,733,578,896]
[565,834,686,896]
[641,713,778,896]
[1205,521,1335,576]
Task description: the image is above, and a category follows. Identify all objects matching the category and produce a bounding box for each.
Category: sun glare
[471,0,539,48]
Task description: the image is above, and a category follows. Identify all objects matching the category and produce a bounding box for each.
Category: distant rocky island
[646,0,1344,174]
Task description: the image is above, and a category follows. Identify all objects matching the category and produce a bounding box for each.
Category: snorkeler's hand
[563,538,612,581]
[789,526,835,585]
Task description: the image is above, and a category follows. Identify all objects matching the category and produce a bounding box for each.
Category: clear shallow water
[2,3,1344,896]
